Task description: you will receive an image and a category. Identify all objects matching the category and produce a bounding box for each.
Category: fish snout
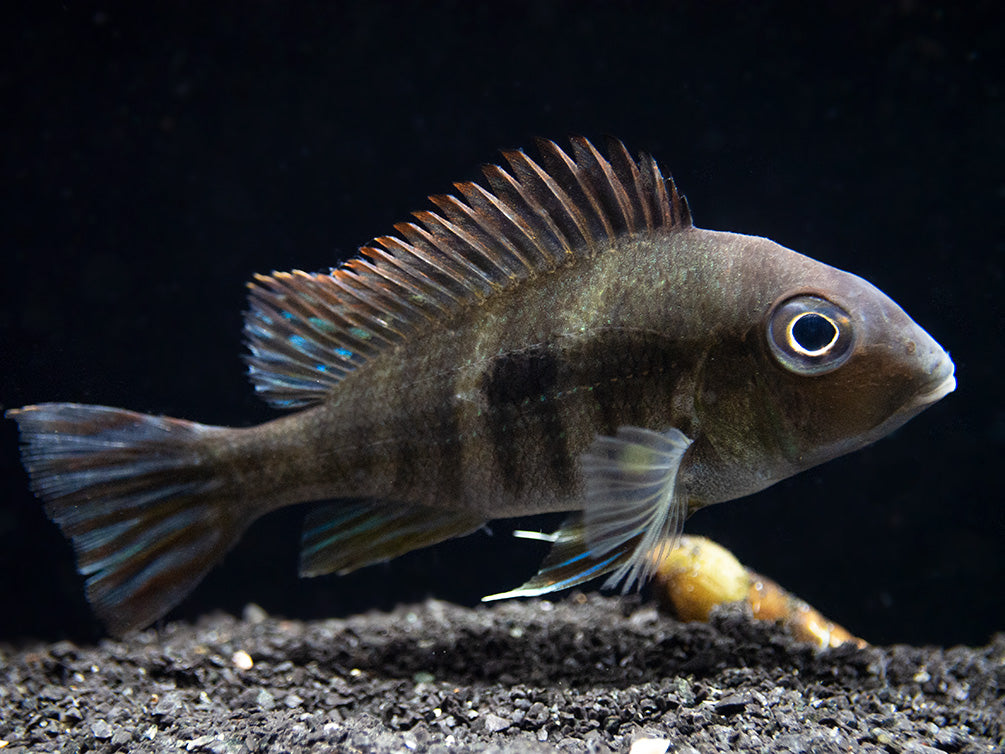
[913,349,956,408]
[904,329,956,410]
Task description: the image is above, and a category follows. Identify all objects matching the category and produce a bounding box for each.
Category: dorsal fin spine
[481,164,562,269]
[428,194,523,281]
[573,137,637,235]
[387,227,479,301]
[347,256,439,324]
[498,150,578,263]
[243,138,690,409]
[605,138,652,231]
[538,140,614,246]
[534,140,600,252]
[423,199,516,285]
[501,148,583,258]
[359,247,454,318]
[493,159,569,270]
[452,181,538,275]
[413,210,510,290]
[546,141,615,245]
[643,155,673,228]
[373,236,462,310]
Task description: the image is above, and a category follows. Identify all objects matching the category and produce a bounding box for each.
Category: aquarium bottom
[0,594,1001,752]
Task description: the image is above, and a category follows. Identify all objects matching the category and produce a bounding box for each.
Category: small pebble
[186,734,217,750]
[872,728,894,745]
[111,729,132,746]
[482,713,511,733]
[715,693,749,715]
[231,650,253,670]
[89,719,113,739]
[629,739,670,754]
[152,691,184,716]
[243,604,268,623]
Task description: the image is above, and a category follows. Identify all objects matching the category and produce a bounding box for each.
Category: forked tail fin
[7,403,249,636]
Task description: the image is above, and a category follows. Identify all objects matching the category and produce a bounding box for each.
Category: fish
[7,137,956,636]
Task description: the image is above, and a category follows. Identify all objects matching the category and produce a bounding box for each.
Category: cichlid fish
[8,137,956,636]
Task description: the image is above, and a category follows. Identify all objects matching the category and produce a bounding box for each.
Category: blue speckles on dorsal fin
[243,137,690,409]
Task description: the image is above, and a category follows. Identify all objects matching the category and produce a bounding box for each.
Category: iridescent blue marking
[556,549,592,569]
[335,347,353,360]
[282,311,296,320]
[308,317,336,333]
[290,334,307,349]
[550,553,620,590]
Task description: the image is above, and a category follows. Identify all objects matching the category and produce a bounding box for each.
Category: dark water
[2,1,1002,646]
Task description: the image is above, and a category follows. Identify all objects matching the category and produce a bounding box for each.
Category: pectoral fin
[582,426,692,592]
[484,426,692,601]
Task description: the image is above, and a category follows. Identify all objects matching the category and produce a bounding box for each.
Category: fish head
[686,233,955,503]
[756,265,955,472]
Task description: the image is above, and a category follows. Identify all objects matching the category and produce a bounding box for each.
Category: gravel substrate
[1,595,1002,753]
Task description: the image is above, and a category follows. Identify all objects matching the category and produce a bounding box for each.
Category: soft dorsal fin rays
[243,137,692,409]
[484,426,692,601]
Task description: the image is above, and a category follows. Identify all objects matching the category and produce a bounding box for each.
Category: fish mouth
[857,353,955,449]
[906,356,956,411]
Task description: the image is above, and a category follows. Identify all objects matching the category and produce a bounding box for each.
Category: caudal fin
[8,403,248,636]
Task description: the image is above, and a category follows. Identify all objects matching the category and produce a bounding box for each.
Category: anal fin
[300,500,485,577]
[482,514,638,600]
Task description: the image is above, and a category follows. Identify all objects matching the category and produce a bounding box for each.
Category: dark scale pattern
[477,331,693,504]
[481,345,573,495]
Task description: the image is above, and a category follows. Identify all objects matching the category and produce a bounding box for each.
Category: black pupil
[792,313,836,352]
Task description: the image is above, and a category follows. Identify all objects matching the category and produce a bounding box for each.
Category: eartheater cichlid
[8,137,956,636]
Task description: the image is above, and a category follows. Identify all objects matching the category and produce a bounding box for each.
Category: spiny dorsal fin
[244,137,691,408]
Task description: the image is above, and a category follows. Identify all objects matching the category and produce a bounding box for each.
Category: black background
[2,2,1002,647]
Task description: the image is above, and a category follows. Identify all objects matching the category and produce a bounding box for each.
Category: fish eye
[767,295,854,376]
[789,312,837,355]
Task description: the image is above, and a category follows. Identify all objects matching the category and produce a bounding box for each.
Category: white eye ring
[786,311,839,357]
[767,294,855,376]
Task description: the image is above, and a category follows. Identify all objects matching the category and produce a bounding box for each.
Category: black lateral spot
[482,345,574,492]
[483,345,560,406]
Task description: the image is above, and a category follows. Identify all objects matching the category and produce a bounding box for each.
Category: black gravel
[1,595,1002,753]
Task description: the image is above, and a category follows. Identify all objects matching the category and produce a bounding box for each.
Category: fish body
[8,138,955,635]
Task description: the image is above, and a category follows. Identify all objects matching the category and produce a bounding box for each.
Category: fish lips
[908,356,956,410]
[863,339,955,446]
